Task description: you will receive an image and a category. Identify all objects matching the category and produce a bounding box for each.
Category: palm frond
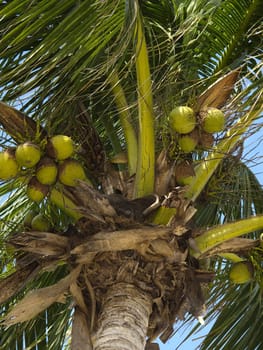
[196,0,263,76]
[0,264,72,350]
[178,160,263,347]
[200,281,263,350]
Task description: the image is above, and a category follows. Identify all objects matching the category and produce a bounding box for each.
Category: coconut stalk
[133,8,155,197]
[93,282,152,350]
[192,214,263,258]
[185,100,263,202]
[218,253,245,262]
[109,70,138,175]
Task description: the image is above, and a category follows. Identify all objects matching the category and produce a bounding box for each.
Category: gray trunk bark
[93,282,152,350]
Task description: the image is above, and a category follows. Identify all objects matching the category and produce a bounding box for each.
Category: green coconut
[169,106,196,134]
[36,157,58,185]
[23,210,38,228]
[47,135,74,161]
[0,149,19,180]
[27,177,49,203]
[58,159,86,186]
[201,107,225,133]
[177,129,199,153]
[31,214,50,231]
[174,161,195,186]
[15,142,41,168]
[229,261,253,284]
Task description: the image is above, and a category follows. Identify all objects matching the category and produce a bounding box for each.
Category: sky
[158,318,213,350]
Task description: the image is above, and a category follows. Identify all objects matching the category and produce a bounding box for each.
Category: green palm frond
[0,1,128,95]
[200,280,263,350]
[195,0,263,76]
[178,160,263,348]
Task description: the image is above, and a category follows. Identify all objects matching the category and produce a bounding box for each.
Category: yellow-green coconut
[0,149,19,180]
[15,142,41,168]
[169,106,196,134]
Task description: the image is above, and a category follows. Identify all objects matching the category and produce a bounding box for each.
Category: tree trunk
[93,282,152,350]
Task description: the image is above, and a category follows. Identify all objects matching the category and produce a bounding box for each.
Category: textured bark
[93,283,152,350]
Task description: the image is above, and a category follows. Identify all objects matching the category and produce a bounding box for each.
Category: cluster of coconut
[169,105,225,153]
[169,106,225,186]
[0,135,87,203]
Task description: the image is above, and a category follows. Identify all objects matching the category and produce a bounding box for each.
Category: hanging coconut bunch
[21,134,89,202]
[0,134,89,204]
[168,105,225,155]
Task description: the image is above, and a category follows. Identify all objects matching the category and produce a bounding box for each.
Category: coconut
[201,107,225,133]
[0,149,19,180]
[198,131,214,149]
[47,135,74,161]
[23,210,38,228]
[58,158,86,186]
[27,177,49,203]
[15,142,41,168]
[31,214,50,231]
[36,157,58,185]
[229,261,253,284]
[174,161,195,186]
[169,106,196,134]
[177,129,199,153]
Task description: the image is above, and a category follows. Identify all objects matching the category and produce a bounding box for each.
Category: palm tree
[0,0,262,349]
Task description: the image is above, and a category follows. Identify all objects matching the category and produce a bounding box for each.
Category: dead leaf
[145,342,160,350]
[196,70,240,110]
[0,262,39,304]
[155,150,174,196]
[8,231,69,256]
[71,227,170,256]
[3,266,81,326]
[70,281,89,315]
[200,237,257,258]
[75,181,117,217]
[148,239,175,258]
[71,307,93,350]
[0,101,46,142]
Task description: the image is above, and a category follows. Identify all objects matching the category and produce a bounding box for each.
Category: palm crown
[0,1,262,349]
